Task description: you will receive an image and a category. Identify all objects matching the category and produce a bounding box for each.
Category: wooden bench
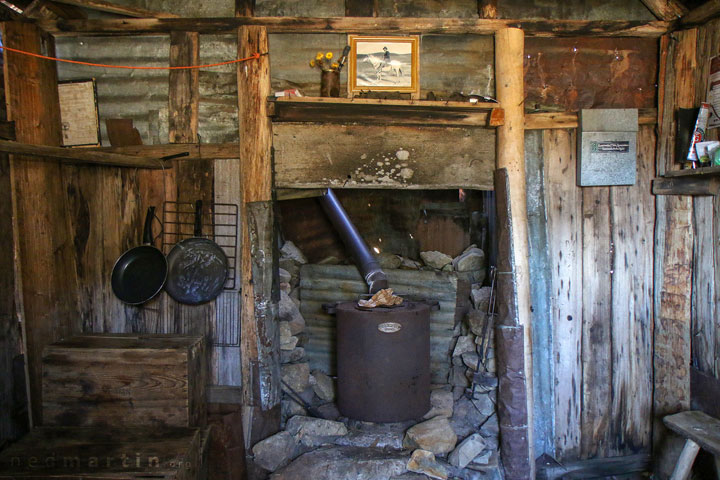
[663,410,720,480]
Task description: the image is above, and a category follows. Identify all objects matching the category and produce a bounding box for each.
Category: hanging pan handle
[194,200,203,237]
[142,206,156,245]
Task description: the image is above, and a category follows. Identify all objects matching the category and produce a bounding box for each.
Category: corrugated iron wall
[300,264,468,384]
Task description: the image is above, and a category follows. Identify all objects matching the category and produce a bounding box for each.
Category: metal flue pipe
[318,188,389,294]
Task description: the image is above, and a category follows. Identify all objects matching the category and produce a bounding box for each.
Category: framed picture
[348,35,420,97]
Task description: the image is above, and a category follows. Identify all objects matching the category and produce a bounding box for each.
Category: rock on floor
[403,417,457,455]
[252,431,299,472]
[420,251,453,270]
[286,415,348,447]
[335,422,407,450]
[448,433,486,469]
[406,449,449,480]
[270,446,409,480]
[423,388,454,419]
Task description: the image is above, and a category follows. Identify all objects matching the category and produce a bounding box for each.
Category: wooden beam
[52,0,178,18]
[537,454,651,480]
[238,24,280,450]
[345,0,377,17]
[652,176,720,195]
[494,27,534,479]
[0,139,166,168]
[640,0,687,21]
[269,97,503,127]
[654,27,696,455]
[23,0,86,20]
[39,16,672,37]
[1,21,81,426]
[681,0,720,26]
[169,32,199,144]
[525,108,657,129]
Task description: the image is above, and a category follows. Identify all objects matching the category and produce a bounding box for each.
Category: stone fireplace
[248,189,502,479]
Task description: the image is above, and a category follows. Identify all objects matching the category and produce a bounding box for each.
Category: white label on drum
[378,322,402,333]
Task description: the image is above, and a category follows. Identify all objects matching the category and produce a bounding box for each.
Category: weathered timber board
[0,151,22,444]
[544,129,582,460]
[273,124,495,190]
[664,411,720,456]
[0,426,206,479]
[608,126,654,456]
[2,22,81,425]
[42,334,206,428]
[580,183,612,458]
[653,28,696,455]
[38,16,672,37]
[693,196,716,375]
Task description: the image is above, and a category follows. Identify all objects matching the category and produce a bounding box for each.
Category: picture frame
[348,35,420,98]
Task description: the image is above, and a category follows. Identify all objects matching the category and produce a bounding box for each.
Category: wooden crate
[0,426,210,479]
[42,334,206,428]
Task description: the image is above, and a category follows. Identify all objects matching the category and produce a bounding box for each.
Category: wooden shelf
[653,166,720,195]
[268,96,504,128]
[663,165,720,177]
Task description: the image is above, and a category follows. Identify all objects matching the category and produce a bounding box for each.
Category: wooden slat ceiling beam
[680,0,720,26]
[38,16,671,37]
[640,0,688,20]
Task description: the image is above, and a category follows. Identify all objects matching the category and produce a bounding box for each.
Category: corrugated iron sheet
[300,264,461,384]
[56,34,239,146]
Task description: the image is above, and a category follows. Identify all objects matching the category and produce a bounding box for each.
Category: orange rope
[0,45,264,70]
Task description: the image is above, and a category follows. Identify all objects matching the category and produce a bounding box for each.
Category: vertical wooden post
[1,21,80,425]
[237,25,280,455]
[166,31,217,336]
[495,27,535,479]
[235,0,254,17]
[654,29,696,456]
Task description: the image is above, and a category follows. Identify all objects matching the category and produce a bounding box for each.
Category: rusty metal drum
[335,301,431,422]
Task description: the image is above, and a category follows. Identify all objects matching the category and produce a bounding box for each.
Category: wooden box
[0,426,210,479]
[42,334,206,428]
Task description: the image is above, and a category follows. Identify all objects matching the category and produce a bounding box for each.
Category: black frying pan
[165,200,228,305]
[111,207,167,304]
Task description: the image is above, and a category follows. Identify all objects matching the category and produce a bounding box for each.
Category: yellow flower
[331,62,339,69]
[310,59,315,67]
[326,52,333,60]
[316,52,323,60]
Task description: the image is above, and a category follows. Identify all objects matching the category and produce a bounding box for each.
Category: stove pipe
[319,188,389,294]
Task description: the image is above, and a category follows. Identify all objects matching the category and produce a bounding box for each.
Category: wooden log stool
[663,410,720,480]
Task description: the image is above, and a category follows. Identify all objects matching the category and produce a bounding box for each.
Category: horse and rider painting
[348,35,419,96]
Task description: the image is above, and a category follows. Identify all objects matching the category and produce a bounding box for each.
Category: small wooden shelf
[267,96,504,128]
[663,165,720,177]
[653,167,720,196]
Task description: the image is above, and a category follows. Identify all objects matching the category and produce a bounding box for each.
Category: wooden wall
[527,126,656,461]
[688,18,720,383]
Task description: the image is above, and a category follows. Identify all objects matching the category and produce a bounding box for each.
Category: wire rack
[161,201,241,347]
[161,201,239,290]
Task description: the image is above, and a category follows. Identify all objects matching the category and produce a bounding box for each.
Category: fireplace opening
[257,188,501,477]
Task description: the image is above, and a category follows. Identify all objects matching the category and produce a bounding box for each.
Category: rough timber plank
[38,16,672,37]
[640,0,687,20]
[544,129,582,460]
[1,21,81,425]
[608,126,655,455]
[166,31,215,339]
[654,28,696,454]
[692,196,715,374]
[664,411,720,456]
[273,124,495,190]
[580,183,612,459]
